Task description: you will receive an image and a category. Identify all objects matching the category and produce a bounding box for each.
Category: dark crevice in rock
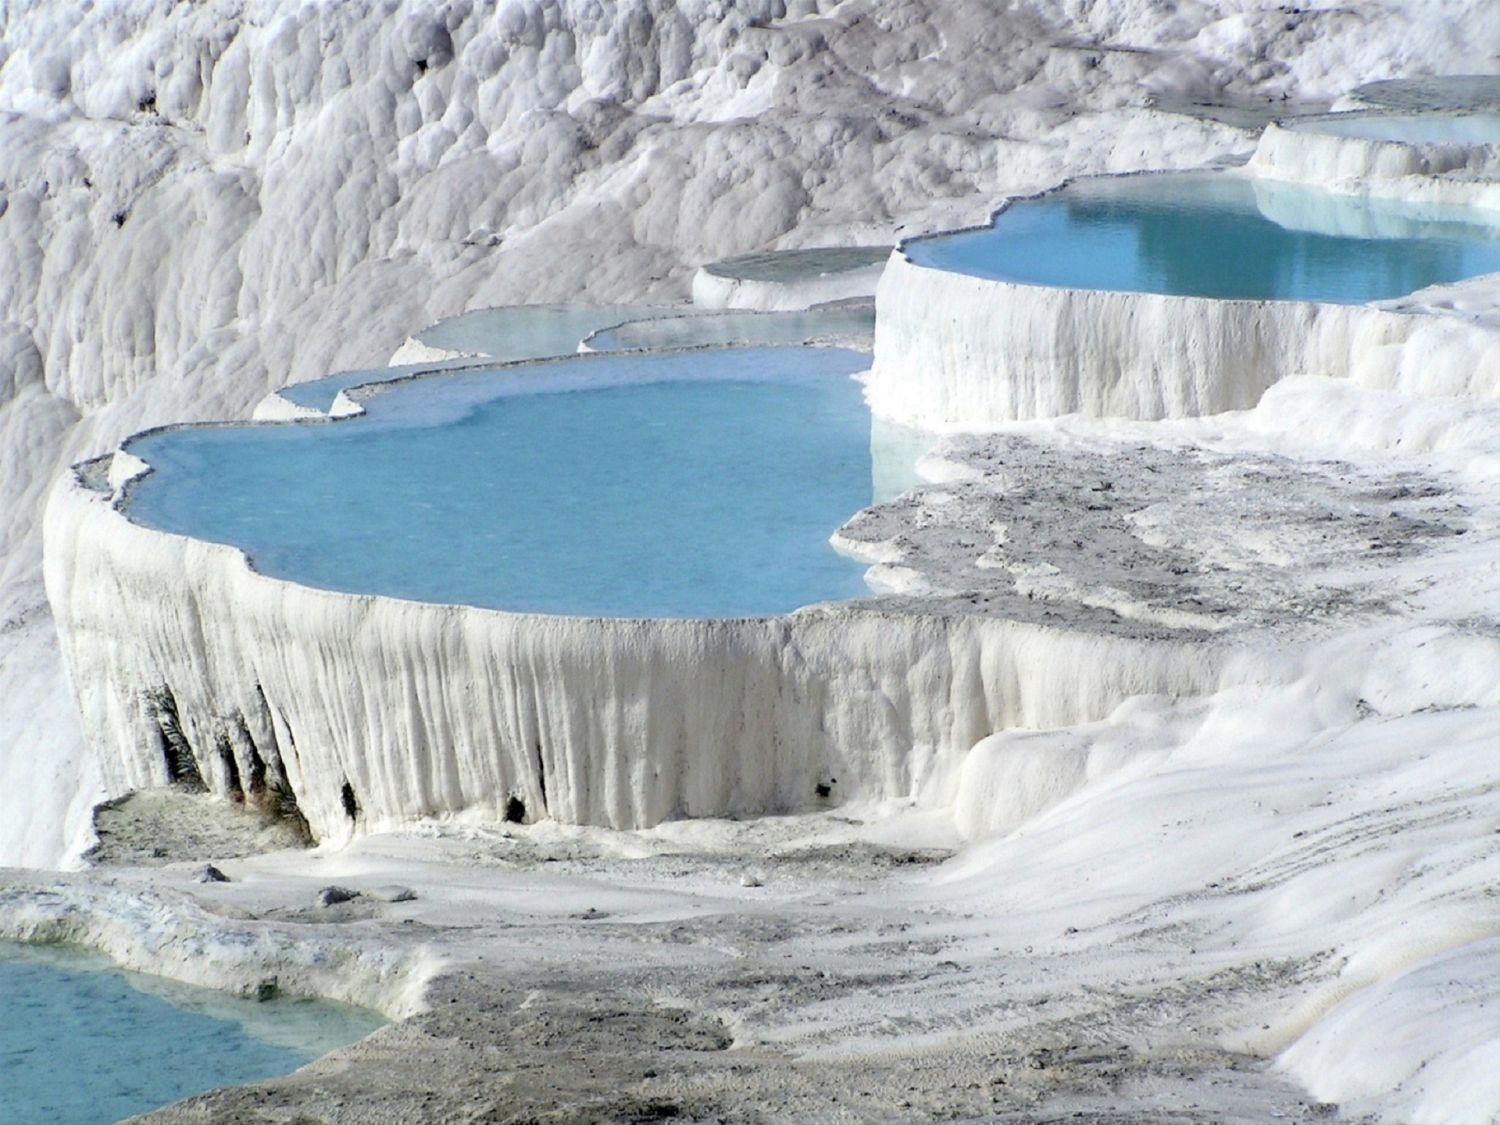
[145,686,204,791]
[240,714,267,799]
[252,683,294,784]
[266,776,313,845]
[248,685,313,844]
[534,738,548,818]
[341,780,361,822]
[215,732,245,802]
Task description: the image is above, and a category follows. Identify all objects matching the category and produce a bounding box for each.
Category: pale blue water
[584,305,874,352]
[279,356,483,413]
[126,347,875,619]
[280,305,676,412]
[906,171,1500,302]
[278,305,875,414]
[414,303,669,356]
[0,942,384,1124]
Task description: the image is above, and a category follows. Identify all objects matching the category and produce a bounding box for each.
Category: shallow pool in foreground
[126,347,876,619]
[905,171,1500,302]
[0,941,383,1124]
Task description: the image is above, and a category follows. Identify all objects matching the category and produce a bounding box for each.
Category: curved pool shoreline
[119,346,877,621]
[901,170,1500,302]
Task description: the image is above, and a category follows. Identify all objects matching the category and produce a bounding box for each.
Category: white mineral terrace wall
[1249,121,1500,206]
[865,249,1500,430]
[44,459,1258,844]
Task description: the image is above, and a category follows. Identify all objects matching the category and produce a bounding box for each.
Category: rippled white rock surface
[5,1,1500,1120]
[6,0,1491,867]
[0,0,1285,866]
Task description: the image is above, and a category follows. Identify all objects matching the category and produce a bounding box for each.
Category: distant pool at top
[125,347,876,619]
[905,171,1500,303]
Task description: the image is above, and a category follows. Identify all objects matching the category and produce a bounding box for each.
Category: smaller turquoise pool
[584,305,874,352]
[280,304,676,413]
[126,347,876,619]
[0,941,384,1124]
[413,303,670,357]
[905,171,1500,303]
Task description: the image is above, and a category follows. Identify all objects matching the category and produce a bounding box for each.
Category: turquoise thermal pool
[125,347,876,619]
[413,302,666,357]
[904,171,1500,302]
[584,305,875,352]
[0,942,383,1124]
[279,304,671,412]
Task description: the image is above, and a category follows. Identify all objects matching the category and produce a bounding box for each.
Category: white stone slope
[823,372,1500,1120]
[4,0,1491,865]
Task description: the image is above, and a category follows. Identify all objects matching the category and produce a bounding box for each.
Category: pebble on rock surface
[317,885,361,907]
[368,885,418,903]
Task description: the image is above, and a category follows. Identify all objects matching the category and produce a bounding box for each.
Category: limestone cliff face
[45,451,1245,843]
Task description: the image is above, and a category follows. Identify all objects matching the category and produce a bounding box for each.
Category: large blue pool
[125,347,876,619]
[905,171,1500,302]
[0,941,383,1123]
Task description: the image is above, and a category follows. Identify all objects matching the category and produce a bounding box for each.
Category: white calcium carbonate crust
[8,2,1500,1114]
[866,245,1500,429]
[2,0,1296,868]
[1277,936,1500,1123]
[10,0,1489,867]
[44,459,1259,844]
[1249,120,1500,206]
